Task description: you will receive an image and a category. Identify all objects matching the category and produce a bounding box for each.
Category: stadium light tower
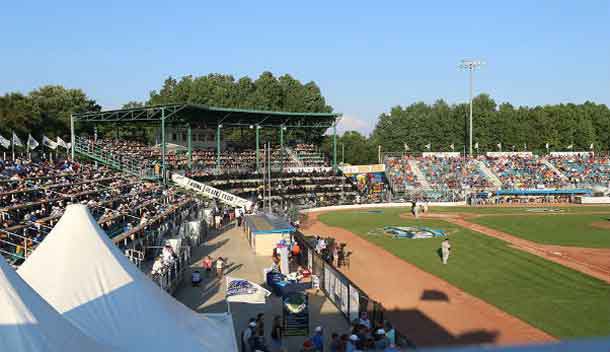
[459,59,485,155]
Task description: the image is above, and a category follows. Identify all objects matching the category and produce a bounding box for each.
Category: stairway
[171,174,253,210]
[408,159,432,190]
[73,136,158,180]
[284,147,304,167]
[476,160,503,188]
[541,159,569,181]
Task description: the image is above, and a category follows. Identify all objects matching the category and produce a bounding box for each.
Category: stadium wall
[300,201,466,213]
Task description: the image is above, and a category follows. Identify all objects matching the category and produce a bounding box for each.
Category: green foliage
[320,131,377,165]
[318,208,610,338]
[0,85,99,140]
[147,72,333,144]
[370,95,610,153]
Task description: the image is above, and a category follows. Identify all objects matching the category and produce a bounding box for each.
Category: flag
[425,143,431,150]
[545,143,549,150]
[225,277,271,304]
[56,136,68,149]
[404,143,409,151]
[449,144,455,151]
[27,134,39,150]
[566,144,573,150]
[0,134,10,149]
[474,142,479,150]
[42,135,58,149]
[12,132,23,147]
[589,143,594,150]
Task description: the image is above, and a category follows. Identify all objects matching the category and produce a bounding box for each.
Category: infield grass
[317,208,610,338]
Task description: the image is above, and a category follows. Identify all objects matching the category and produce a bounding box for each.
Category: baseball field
[313,206,610,340]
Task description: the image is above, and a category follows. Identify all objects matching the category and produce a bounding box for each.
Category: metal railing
[73,136,159,180]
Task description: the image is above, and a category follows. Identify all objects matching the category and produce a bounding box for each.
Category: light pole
[459,59,485,155]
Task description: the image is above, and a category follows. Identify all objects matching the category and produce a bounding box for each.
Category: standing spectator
[216,256,225,277]
[374,329,388,350]
[291,241,301,263]
[384,322,396,346]
[256,313,265,338]
[346,335,358,352]
[202,255,213,277]
[329,333,341,352]
[242,319,256,352]
[270,315,284,352]
[358,312,371,330]
[236,207,243,227]
[312,326,324,351]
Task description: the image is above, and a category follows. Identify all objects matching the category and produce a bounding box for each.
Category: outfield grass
[431,205,610,214]
[471,214,610,248]
[317,208,610,338]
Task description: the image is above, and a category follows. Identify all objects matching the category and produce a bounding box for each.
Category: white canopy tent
[18,204,238,352]
[0,257,115,352]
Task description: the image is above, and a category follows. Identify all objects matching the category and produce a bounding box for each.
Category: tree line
[0,72,332,146]
[1,74,609,165]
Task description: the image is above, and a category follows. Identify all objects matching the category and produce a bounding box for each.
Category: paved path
[174,223,350,351]
[302,213,556,348]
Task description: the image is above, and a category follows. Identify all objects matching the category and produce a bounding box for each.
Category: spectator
[312,326,324,351]
[202,256,213,277]
[215,256,225,278]
[269,315,284,352]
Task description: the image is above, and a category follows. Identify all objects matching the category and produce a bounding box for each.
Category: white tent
[0,257,115,352]
[18,204,238,352]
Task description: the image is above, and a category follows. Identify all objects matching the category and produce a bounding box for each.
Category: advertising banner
[349,284,360,322]
[340,164,385,175]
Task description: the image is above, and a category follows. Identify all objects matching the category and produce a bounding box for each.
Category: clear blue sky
[1,1,608,135]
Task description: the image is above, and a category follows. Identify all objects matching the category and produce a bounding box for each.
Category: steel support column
[70,113,75,160]
[161,109,166,185]
[187,124,192,169]
[216,125,221,170]
[332,123,337,172]
[256,126,260,173]
[280,126,284,171]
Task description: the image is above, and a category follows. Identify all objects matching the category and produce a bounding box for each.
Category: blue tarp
[495,189,592,196]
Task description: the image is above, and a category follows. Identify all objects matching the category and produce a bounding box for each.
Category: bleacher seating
[0,157,196,264]
[549,155,610,186]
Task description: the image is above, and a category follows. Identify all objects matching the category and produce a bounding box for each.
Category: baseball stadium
[1,3,610,352]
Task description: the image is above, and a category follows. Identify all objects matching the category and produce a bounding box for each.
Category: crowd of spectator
[83,137,329,174]
[189,169,358,211]
[0,157,196,264]
[385,154,610,198]
[549,154,610,186]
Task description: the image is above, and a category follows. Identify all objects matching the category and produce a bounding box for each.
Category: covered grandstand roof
[73,103,341,128]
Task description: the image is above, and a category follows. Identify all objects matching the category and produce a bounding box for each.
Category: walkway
[174,223,350,351]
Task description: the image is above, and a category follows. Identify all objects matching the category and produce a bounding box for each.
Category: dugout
[243,213,295,256]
